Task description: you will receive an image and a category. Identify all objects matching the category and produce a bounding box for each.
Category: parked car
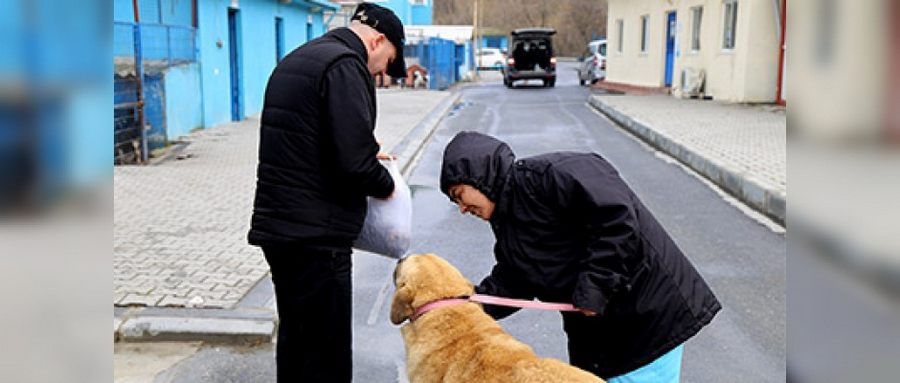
[503,28,557,88]
[577,39,606,86]
[476,47,507,69]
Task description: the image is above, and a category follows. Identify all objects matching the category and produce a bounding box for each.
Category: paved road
[117,63,786,382]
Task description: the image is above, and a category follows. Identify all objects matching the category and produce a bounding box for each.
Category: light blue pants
[607,345,684,383]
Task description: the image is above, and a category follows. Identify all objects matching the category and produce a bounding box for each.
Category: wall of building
[197,0,326,128]
[608,0,782,102]
[164,63,204,139]
[411,1,432,25]
[197,0,235,127]
[791,0,888,141]
[371,0,432,25]
[738,0,779,102]
[606,0,674,88]
[679,0,778,102]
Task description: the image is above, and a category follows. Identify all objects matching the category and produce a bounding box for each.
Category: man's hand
[579,308,598,316]
[377,152,396,161]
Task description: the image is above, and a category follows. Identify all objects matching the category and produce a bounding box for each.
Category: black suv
[503,28,557,88]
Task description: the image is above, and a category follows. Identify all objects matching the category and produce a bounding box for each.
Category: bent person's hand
[579,308,597,316]
[377,152,396,161]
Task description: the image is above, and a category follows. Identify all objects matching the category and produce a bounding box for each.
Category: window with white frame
[691,6,703,52]
[722,0,738,50]
[816,0,835,64]
[640,15,649,53]
[616,19,624,53]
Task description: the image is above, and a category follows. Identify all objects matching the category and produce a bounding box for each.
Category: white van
[577,40,606,85]
[475,47,506,69]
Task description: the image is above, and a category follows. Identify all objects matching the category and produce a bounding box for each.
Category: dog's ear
[390,282,414,325]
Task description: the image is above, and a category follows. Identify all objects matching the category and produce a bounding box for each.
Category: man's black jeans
[262,246,352,383]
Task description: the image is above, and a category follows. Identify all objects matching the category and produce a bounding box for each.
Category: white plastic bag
[353,159,412,259]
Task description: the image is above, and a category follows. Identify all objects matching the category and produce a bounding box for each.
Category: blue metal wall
[405,37,466,90]
[424,38,455,90]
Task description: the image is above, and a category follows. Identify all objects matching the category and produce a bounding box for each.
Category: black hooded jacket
[441,131,721,377]
[248,28,394,251]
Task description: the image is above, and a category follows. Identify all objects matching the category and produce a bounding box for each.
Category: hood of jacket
[440,131,516,203]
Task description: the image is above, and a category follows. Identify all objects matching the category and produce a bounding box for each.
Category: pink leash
[469,294,579,312]
[410,294,578,322]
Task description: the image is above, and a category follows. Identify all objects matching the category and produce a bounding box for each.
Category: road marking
[366,272,394,326]
[395,359,409,383]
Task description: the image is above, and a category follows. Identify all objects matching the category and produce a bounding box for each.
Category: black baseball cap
[351,2,407,78]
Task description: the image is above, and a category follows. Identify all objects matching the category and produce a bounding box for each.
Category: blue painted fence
[406,37,461,91]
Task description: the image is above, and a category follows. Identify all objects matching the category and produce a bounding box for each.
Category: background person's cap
[351,2,407,78]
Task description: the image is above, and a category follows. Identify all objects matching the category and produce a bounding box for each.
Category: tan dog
[391,253,604,383]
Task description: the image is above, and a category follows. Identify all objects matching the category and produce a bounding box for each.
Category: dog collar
[410,297,470,322]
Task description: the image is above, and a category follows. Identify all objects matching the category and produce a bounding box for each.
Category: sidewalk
[114,88,459,343]
[588,93,786,224]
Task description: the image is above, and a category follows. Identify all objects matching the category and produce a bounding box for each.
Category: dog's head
[390,253,475,324]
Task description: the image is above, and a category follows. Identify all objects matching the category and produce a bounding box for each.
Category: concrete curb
[588,95,785,225]
[115,90,463,344]
[115,275,277,344]
[392,90,463,177]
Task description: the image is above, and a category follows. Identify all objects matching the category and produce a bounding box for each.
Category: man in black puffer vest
[248,3,406,382]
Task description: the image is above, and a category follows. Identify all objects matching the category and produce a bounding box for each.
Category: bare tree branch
[433,0,608,56]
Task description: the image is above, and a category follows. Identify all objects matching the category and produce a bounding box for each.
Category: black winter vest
[248,28,392,251]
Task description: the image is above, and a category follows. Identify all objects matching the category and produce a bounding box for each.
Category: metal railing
[114,21,196,68]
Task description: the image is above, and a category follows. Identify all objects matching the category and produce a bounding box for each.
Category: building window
[722,0,738,50]
[616,19,624,53]
[816,0,835,65]
[410,0,427,4]
[691,6,702,52]
[640,15,649,53]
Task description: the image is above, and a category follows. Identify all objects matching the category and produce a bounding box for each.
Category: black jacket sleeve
[323,58,394,198]
[549,163,636,316]
[475,245,535,319]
